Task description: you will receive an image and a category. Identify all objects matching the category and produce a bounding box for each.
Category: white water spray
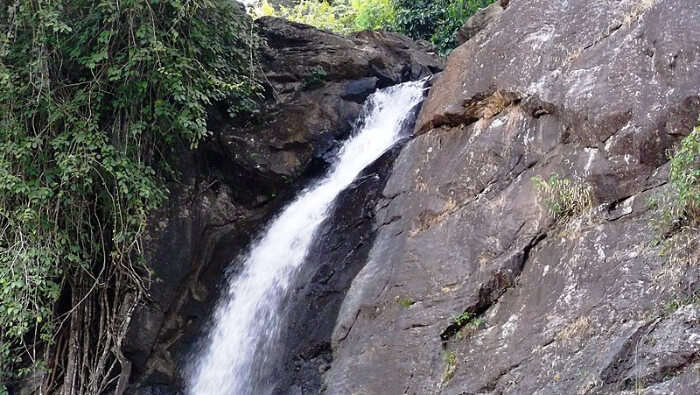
[187,81,425,395]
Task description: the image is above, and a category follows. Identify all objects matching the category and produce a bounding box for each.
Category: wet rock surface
[124,17,441,393]
[325,0,700,394]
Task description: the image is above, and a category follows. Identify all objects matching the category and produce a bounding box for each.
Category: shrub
[254,0,352,33]
[532,174,593,220]
[392,0,445,43]
[669,125,700,225]
[352,0,396,31]
[431,0,496,55]
[650,125,700,238]
[452,311,474,326]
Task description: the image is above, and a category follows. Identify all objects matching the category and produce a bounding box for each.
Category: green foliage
[0,0,260,388]
[451,311,483,332]
[433,0,496,55]
[454,317,484,341]
[669,125,700,225]
[393,0,496,55]
[258,0,352,33]
[532,174,593,220]
[664,292,699,315]
[351,0,396,31]
[253,0,395,33]
[392,0,443,42]
[649,124,699,262]
[303,65,328,90]
[253,0,494,55]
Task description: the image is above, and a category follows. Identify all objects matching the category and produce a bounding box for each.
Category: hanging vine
[0,1,262,393]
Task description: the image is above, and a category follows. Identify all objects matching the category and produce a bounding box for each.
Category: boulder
[325,0,700,394]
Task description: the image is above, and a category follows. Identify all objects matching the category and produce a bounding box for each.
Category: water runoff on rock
[186,80,426,395]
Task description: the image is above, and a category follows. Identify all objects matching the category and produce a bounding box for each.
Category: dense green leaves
[1,0,260,389]
[392,0,447,44]
[352,0,396,31]
[394,0,496,55]
[649,124,699,264]
[252,0,496,55]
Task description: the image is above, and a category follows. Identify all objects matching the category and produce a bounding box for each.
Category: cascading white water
[186,81,425,395]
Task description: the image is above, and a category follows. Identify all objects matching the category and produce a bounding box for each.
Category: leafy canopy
[252,0,496,55]
[253,0,396,33]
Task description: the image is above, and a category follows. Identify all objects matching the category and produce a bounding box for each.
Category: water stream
[187,80,426,395]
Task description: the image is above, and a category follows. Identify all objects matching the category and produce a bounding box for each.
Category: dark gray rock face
[325,0,700,394]
[124,17,441,393]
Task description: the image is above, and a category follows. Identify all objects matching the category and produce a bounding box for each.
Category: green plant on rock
[252,0,395,34]
[0,0,261,391]
[431,0,495,55]
[669,125,700,225]
[303,65,328,90]
[664,291,700,315]
[441,350,457,385]
[455,317,484,341]
[649,124,699,233]
[532,174,593,220]
[452,311,474,326]
[466,317,484,329]
[649,123,699,264]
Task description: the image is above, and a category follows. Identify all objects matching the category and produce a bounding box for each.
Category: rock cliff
[325,0,700,393]
[124,17,440,394]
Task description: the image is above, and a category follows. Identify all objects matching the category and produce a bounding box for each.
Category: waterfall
[186,80,426,395]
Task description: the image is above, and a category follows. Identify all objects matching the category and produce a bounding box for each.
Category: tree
[0,1,261,392]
